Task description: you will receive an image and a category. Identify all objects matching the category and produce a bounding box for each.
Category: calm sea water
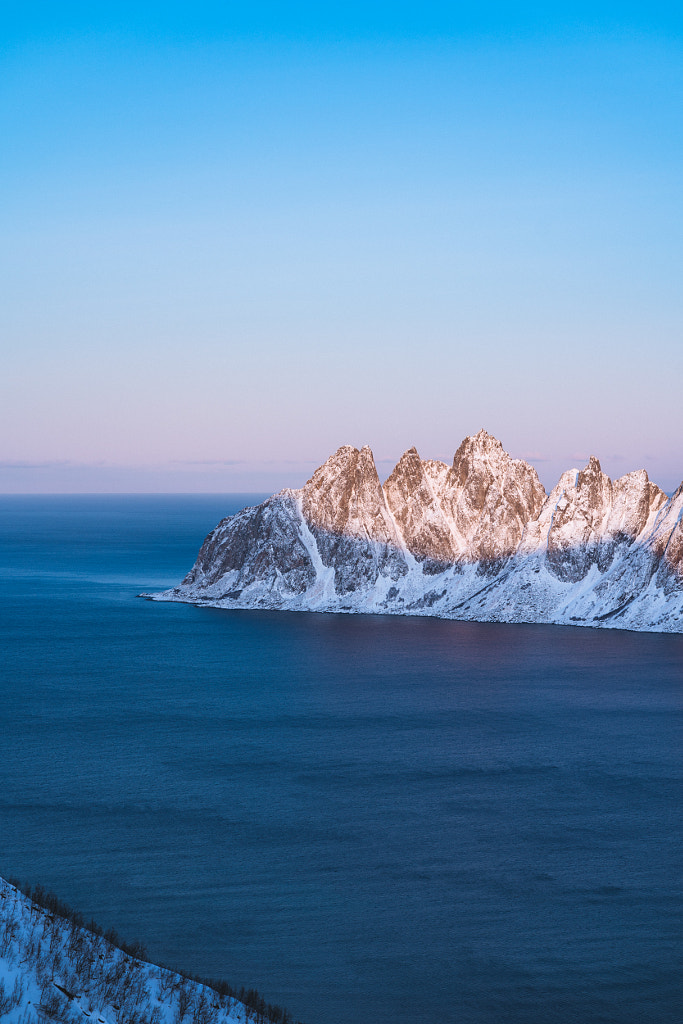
[0,495,681,1024]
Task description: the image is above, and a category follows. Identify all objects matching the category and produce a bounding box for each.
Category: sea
[0,494,681,1024]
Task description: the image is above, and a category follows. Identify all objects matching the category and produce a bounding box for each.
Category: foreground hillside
[148,431,683,633]
[0,877,298,1024]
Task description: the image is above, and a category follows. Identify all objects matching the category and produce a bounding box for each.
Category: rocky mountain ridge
[148,430,683,632]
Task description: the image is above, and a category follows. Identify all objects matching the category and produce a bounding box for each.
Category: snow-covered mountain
[148,431,683,633]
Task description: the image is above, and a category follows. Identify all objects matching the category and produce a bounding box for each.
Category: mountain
[147,431,683,633]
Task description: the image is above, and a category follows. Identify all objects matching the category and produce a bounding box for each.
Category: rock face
[381,431,547,570]
[434,430,547,563]
[150,430,683,633]
[300,445,406,595]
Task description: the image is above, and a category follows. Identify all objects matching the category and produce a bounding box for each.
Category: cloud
[171,458,322,468]
[569,452,624,465]
[0,460,72,470]
[519,452,549,463]
[171,459,247,466]
[259,459,318,466]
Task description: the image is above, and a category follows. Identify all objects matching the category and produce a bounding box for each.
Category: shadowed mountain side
[648,482,683,587]
[150,432,683,633]
[182,494,317,594]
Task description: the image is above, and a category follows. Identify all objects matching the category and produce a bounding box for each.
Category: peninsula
[148,431,683,633]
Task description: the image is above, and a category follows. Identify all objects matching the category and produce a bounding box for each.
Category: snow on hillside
[0,877,299,1024]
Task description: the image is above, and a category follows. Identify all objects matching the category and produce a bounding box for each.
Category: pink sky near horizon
[2,22,682,496]
[1,435,681,497]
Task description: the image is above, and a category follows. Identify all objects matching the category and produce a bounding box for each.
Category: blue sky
[2,3,682,492]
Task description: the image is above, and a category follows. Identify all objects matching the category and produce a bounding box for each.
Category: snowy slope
[0,877,295,1024]
[147,431,683,633]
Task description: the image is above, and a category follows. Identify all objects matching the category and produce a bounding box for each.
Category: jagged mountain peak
[452,428,505,467]
[398,444,422,460]
[434,431,547,561]
[156,432,683,634]
[301,441,399,546]
[577,454,606,484]
[385,445,423,479]
[572,455,611,506]
[450,429,544,491]
[383,445,459,565]
[301,443,375,490]
[297,432,550,563]
[473,427,501,444]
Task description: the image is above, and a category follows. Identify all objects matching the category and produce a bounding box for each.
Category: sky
[2,2,682,493]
